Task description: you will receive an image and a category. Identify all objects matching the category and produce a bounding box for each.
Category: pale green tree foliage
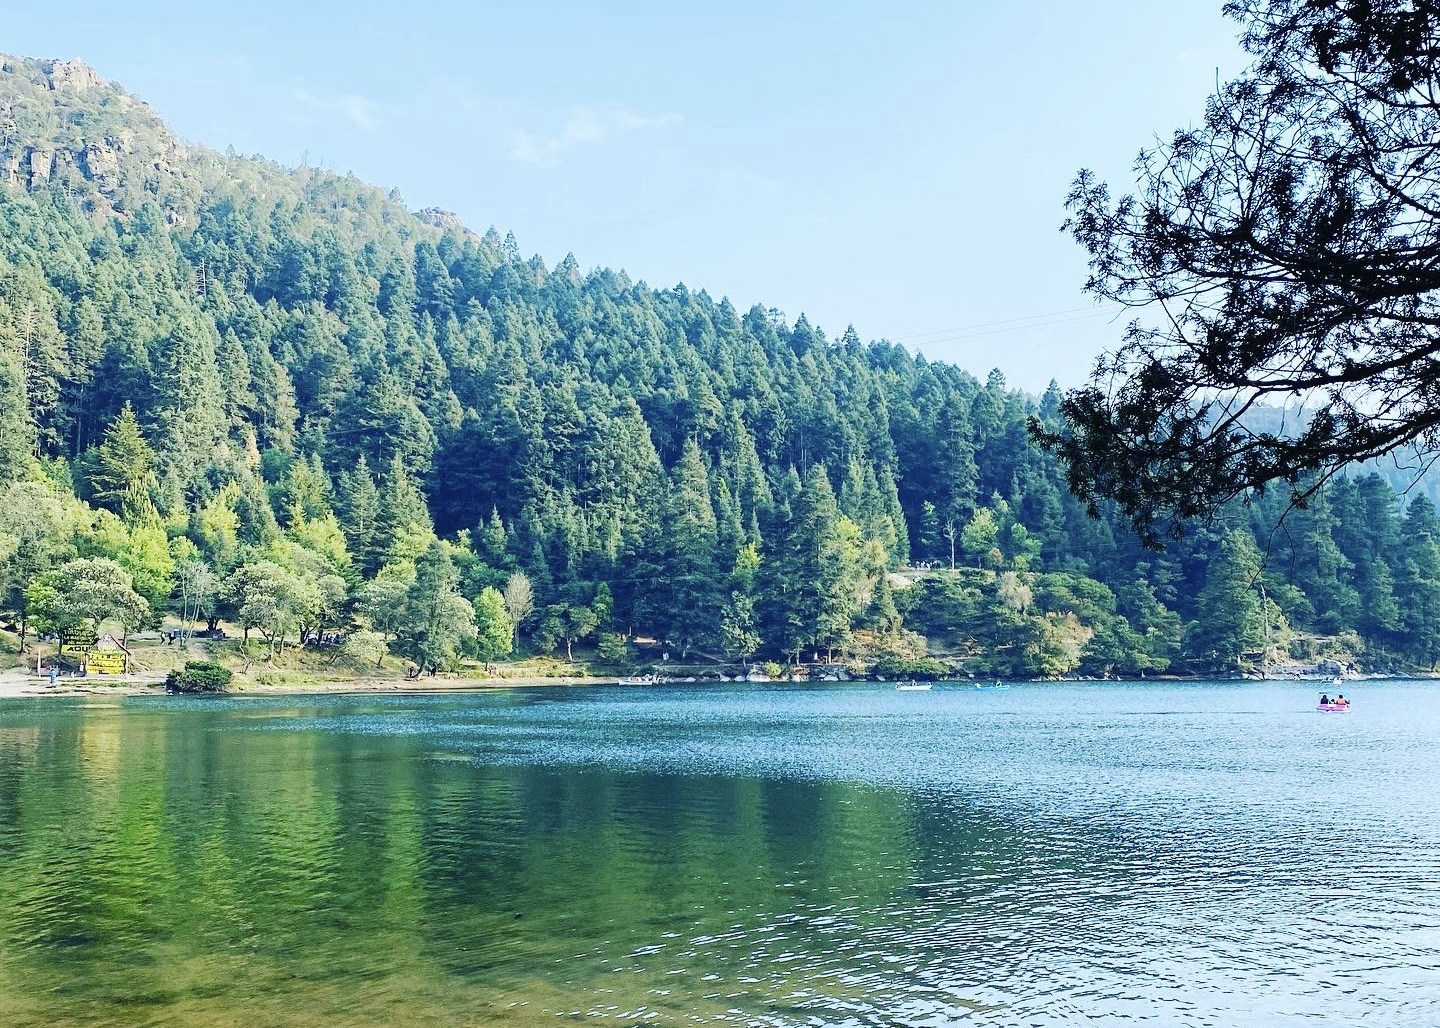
[340,629,389,671]
[503,570,534,632]
[869,575,901,638]
[561,604,598,660]
[191,482,242,572]
[287,507,355,583]
[356,564,415,666]
[89,510,174,622]
[816,514,867,658]
[961,508,999,567]
[400,541,474,669]
[378,455,435,565]
[265,537,348,645]
[472,586,513,663]
[997,571,1033,614]
[1026,611,1093,678]
[719,541,762,663]
[31,557,150,646]
[0,482,66,651]
[170,538,217,649]
[224,560,321,659]
[720,591,761,664]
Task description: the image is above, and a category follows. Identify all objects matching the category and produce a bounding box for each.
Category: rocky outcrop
[26,146,51,187]
[41,59,104,94]
[79,139,121,191]
[0,52,340,231]
[0,54,194,219]
[417,207,470,233]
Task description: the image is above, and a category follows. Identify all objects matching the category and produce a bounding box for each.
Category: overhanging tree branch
[1034,0,1440,546]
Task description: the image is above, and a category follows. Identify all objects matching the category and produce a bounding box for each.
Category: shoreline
[0,667,1423,701]
[0,668,629,700]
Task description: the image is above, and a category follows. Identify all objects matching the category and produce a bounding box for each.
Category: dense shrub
[165,660,233,693]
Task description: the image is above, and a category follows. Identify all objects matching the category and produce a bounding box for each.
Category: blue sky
[4,1,1246,393]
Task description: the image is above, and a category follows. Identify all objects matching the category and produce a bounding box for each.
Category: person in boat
[1334,694,1348,707]
[1319,693,1331,705]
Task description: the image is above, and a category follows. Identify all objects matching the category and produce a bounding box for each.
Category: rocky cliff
[0,55,201,222]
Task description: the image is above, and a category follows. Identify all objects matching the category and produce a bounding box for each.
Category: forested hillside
[2,54,1438,679]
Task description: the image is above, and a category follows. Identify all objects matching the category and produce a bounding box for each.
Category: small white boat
[896,682,933,691]
[618,673,656,685]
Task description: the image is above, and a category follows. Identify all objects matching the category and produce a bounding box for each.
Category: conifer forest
[3,54,1440,681]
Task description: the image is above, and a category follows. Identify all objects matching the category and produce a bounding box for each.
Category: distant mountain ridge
[1228,402,1440,507]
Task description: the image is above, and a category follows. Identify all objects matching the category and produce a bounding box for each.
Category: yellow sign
[59,628,92,657]
[86,650,126,675]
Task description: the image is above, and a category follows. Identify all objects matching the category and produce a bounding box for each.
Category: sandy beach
[0,666,164,698]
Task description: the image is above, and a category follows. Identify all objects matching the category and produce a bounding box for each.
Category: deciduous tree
[472,585,513,663]
[32,557,150,645]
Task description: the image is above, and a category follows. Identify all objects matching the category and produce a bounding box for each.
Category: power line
[903,309,1125,347]
[891,304,1125,344]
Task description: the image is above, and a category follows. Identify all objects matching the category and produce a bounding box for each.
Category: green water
[1,682,1437,1026]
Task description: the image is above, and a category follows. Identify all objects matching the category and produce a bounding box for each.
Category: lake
[0,680,1436,1026]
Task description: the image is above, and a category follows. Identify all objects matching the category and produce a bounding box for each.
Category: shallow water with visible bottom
[0,680,1436,1026]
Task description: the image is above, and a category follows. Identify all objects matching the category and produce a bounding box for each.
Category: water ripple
[0,681,1437,1025]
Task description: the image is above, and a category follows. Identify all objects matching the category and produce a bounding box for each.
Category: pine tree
[654,438,720,655]
[152,321,226,505]
[337,454,383,575]
[1184,530,1265,671]
[0,349,34,482]
[377,454,435,564]
[477,507,510,569]
[91,403,156,520]
[1396,497,1440,668]
[0,482,65,651]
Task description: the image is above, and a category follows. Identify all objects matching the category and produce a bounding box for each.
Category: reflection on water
[1,682,1438,1026]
